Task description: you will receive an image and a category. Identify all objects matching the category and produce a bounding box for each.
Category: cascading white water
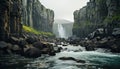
[58,23,66,38]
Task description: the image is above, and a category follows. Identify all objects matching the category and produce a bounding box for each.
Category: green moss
[23,25,55,37]
[23,25,39,34]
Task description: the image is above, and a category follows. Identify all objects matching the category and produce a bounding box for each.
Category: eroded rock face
[73,0,120,38]
[0,0,22,41]
[22,0,54,32]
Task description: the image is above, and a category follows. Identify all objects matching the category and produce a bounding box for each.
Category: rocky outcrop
[0,0,22,41]
[73,0,120,38]
[22,0,54,32]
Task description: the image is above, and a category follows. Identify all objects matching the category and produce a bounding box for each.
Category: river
[0,44,120,69]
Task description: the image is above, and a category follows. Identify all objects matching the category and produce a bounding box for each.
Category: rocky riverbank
[0,32,62,58]
[69,28,120,53]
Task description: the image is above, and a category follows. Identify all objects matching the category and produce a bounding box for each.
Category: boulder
[112,28,120,37]
[24,47,41,58]
[48,51,56,56]
[8,37,19,44]
[54,47,62,53]
[33,41,46,50]
[0,41,8,49]
[59,57,85,63]
[41,48,49,54]
[26,37,38,44]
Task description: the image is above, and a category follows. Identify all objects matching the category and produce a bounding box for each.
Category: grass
[23,25,54,37]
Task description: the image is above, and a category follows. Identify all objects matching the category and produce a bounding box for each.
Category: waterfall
[58,24,66,38]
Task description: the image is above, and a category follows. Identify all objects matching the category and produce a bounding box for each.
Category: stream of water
[58,24,66,38]
[0,45,120,69]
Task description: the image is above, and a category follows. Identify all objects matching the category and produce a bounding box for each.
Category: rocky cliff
[73,0,120,38]
[0,0,22,41]
[22,0,54,32]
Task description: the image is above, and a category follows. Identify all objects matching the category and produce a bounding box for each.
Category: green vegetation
[23,25,55,37]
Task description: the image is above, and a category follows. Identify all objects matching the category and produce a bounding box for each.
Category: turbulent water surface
[0,45,120,69]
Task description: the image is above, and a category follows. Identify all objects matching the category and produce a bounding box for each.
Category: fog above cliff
[40,0,89,21]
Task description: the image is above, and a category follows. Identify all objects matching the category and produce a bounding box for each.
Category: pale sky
[40,0,89,22]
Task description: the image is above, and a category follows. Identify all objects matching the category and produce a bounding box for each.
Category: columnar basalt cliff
[22,0,54,32]
[0,0,22,41]
[73,0,120,38]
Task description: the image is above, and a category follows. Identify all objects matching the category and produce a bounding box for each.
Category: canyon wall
[73,0,120,38]
[22,0,54,32]
[0,0,54,41]
[0,0,22,40]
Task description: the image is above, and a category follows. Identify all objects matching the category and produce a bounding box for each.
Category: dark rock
[24,47,41,58]
[12,45,20,51]
[41,48,49,54]
[48,51,56,56]
[26,37,37,44]
[0,41,13,54]
[59,57,85,63]
[18,39,27,46]
[33,41,46,50]
[112,28,120,37]
[8,37,19,44]
[0,41,8,49]
[54,47,62,53]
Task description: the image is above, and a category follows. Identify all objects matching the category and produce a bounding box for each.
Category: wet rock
[33,41,46,50]
[62,44,68,46]
[54,47,62,53]
[26,37,37,44]
[18,39,27,46]
[112,28,120,37]
[8,37,19,44]
[11,45,21,54]
[41,48,49,54]
[12,45,20,51]
[0,41,15,54]
[48,51,56,56]
[0,41,8,49]
[59,57,86,63]
[24,47,41,58]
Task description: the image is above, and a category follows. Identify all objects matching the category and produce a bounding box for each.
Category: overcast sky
[40,0,89,22]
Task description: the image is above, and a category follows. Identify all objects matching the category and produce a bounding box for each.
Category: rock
[59,57,85,63]
[33,41,46,50]
[18,39,27,46]
[26,37,37,44]
[0,41,13,54]
[8,37,19,44]
[54,47,62,53]
[112,28,120,37]
[48,51,56,56]
[12,45,20,51]
[0,41,8,49]
[24,47,41,58]
[11,45,21,54]
[88,28,105,39]
[41,48,50,54]
[62,44,68,46]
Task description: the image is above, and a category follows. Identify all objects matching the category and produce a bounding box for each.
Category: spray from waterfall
[58,23,66,38]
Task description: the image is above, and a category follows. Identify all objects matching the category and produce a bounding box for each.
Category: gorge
[0,0,120,69]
